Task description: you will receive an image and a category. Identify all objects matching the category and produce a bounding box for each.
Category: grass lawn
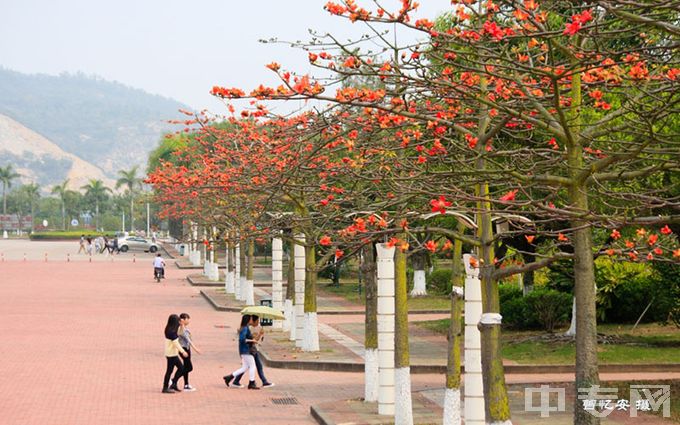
[317,279,450,310]
[417,320,680,365]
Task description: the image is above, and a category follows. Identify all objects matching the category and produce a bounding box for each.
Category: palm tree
[116,166,142,232]
[51,179,72,230]
[81,179,111,230]
[24,183,41,232]
[0,164,21,216]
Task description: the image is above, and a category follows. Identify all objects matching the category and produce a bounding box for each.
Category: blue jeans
[233,351,268,384]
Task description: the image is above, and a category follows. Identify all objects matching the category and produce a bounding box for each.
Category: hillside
[0,68,189,176]
[0,114,114,190]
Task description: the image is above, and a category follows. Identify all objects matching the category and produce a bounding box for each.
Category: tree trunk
[130,197,134,231]
[443,230,464,425]
[2,183,6,216]
[239,240,247,301]
[572,219,599,425]
[226,241,235,294]
[246,239,255,305]
[410,251,427,296]
[394,246,413,425]
[303,243,319,351]
[62,201,66,230]
[477,182,511,424]
[568,69,600,425]
[95,201,99,231]
[362,245,379,402]
[284,238,295,336]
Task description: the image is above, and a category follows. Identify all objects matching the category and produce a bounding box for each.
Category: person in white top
[153,253,166,279]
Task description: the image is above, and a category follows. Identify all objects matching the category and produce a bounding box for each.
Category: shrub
[499,284,534,329]
[525,289,572,332]
[426,269,452,295]
[500,286,571,332]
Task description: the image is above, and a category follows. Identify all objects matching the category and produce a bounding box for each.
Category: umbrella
[240,305,285,320]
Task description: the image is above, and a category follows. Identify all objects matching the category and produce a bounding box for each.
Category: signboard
[0,215,33,230]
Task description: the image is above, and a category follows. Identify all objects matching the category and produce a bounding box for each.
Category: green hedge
[29,231,116,240]
[500,285,572,332]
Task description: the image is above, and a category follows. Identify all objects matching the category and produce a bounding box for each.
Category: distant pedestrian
[78,235,86,254]
[178,313,201,391]
[230,315,274,388]
[223,315,260,390]
[86,236,93,255]
[94,237,102,254]
[162,314,187,394]
[102,236,110,254]
[112,237,119,254]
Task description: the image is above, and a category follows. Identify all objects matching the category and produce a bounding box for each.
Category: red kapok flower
[525,235,535,244]
[500,189,518,202]
[319,236,332,246]
[647,234,658,246]
[335,249,344,259]
[424,240,437,253]
[430,196,452,214]
[660,225,673,235]
[610,229,621,240]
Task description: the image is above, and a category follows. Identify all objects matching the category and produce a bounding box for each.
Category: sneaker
[247,381,260,390]
[162,388,175,394]
[229,382,243,388]
[262,382,275,388]
[184,385,196,392]
[170,384,182,392]
[223,374,233,387]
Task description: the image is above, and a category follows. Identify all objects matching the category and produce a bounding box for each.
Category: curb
[187,275,223,287]
[199,290,242,312]
[310,405,336,425]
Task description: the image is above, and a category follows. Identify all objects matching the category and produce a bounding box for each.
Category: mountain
[0,114,114,190]
[0,68,189,177]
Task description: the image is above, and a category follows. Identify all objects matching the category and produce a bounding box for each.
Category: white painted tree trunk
[395,367,414,425]
[294,235,305,348]
[442,388,461,425]
[239,276,247,302]
[245,279,254,305]
[364,348,379,402]
[409,269,427,296]
[209,262,219,281]
[376,243,395,416]
[234,244,241,298]
[565,297,576,336]
[463,253,485,425]
[286,299,295,340]
[271,237,283,329]
[303,312,320,351]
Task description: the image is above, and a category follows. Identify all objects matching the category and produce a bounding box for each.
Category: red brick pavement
[0,259,445,425]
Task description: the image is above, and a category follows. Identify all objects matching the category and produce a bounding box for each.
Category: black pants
[182,348,193,385]
[163,356,184,389]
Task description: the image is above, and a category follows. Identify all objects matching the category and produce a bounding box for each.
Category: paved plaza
[0,240,677,424]
[0,240,444,425]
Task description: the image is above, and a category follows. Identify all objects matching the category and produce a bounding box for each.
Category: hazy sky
[0,0,451,113]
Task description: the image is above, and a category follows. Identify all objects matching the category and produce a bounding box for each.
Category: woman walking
[223,315,260,390]
[162,314,187,393]
[178,313,201,391]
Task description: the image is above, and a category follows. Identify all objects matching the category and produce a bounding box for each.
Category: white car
[117,236,159,253]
